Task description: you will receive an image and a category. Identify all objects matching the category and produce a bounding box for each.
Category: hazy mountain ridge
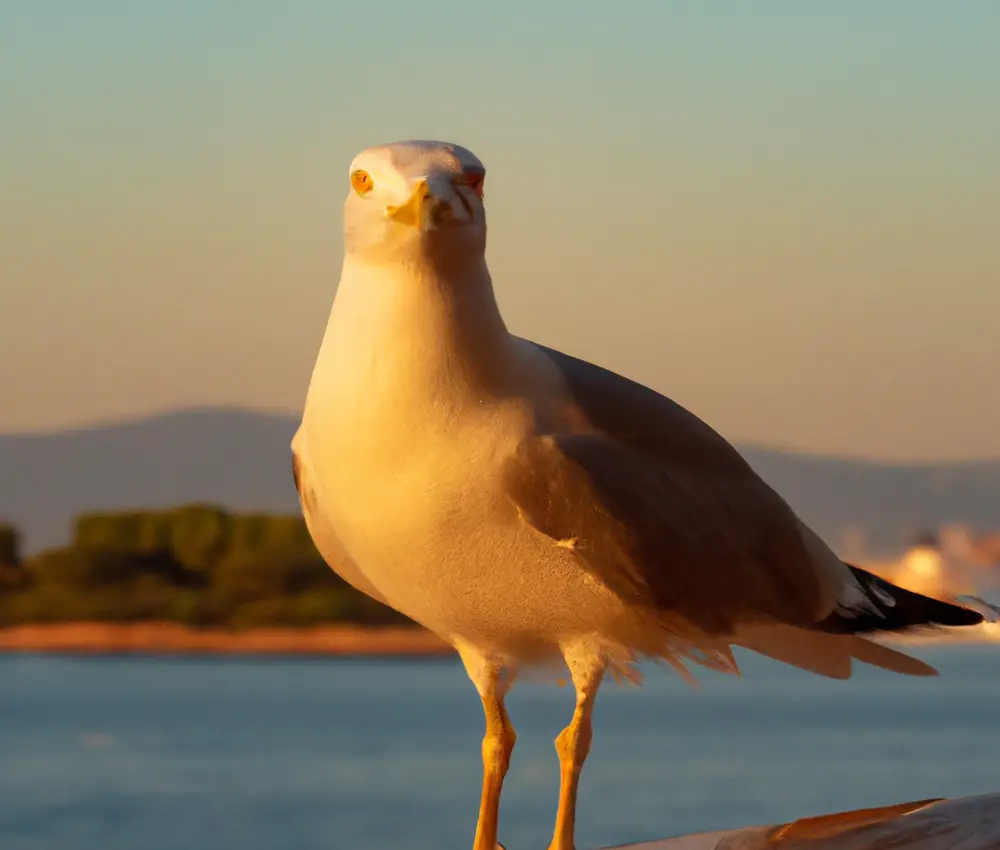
[2,407,999,555]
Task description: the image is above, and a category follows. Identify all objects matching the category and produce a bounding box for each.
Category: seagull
[292,140,984,850]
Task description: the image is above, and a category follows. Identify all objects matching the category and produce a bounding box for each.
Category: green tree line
[0,507,412,629]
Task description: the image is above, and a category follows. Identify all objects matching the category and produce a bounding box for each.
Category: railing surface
[600,792,1000,849]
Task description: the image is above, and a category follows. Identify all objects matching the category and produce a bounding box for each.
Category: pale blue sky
[2,2,999,460]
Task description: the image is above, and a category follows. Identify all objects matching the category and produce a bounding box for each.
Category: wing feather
[508,342,980,644]
[502,430,829,636]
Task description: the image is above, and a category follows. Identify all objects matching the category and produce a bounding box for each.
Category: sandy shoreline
[0,622,455,657]
[2,620,996,659]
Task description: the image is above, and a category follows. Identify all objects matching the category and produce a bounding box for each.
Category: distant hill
[740,447,1000,555]
[0,409,300,554]
[2,407,999,555]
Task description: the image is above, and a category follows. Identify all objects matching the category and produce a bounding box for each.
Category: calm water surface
[2,646,999,850]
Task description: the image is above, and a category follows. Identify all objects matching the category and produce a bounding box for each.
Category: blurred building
[969,531,1000,567]
[862,525,1000,602]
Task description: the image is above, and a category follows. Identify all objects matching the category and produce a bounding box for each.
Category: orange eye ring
[464,170,485,199]
[351,169,374,196]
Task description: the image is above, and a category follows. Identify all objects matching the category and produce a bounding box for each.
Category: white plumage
[293,140,982,850]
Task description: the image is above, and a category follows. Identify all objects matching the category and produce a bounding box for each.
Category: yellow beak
[386,179,431,228]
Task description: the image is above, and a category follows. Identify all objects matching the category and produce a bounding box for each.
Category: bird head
[342,140,487,265]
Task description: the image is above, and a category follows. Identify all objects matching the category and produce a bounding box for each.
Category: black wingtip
[814,563,984,635]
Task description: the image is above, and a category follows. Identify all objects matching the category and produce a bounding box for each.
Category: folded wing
[503,342,981,675]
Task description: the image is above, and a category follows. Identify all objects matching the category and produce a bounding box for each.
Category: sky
[2,2,999,461]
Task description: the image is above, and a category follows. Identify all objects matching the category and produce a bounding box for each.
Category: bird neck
[308,253,513,419]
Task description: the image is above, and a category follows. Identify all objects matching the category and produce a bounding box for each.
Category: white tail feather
[848,636,938,677]
[733,625,939,679]
[734,625,852,679]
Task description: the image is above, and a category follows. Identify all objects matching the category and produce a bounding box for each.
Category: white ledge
[600,792,1000,849]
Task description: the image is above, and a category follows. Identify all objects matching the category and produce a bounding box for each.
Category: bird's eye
[351,169,374,196]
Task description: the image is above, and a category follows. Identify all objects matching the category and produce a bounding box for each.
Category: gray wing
[529,342,763,478]
[503,342,836,636]
[291,429,388,604]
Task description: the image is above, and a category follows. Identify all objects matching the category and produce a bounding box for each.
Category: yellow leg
[472,688,516,850]
[548,662,602,850]
[458,645,517,850]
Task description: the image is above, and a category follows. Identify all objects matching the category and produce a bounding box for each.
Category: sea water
[2,645,999,850]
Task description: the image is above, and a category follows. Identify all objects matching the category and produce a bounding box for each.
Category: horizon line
[3,404,999,469]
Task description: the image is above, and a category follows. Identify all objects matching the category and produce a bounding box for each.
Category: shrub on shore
[0,507,412,629]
